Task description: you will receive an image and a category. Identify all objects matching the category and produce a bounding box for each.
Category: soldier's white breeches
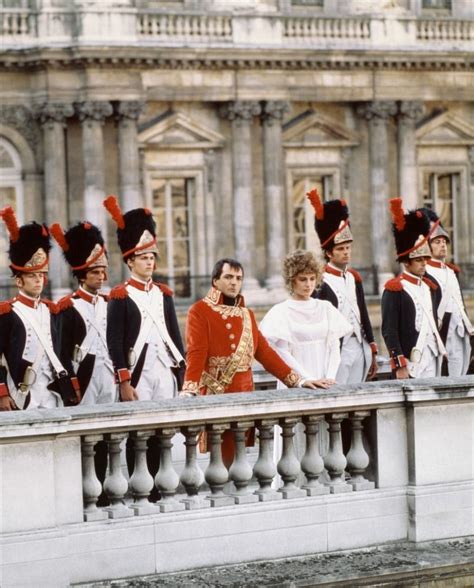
[446,331,471,377]
[26,371,62,409]
[80,361,117,406]
[136,360,177,401]
[416,347,440,379]
[336,336,365,384]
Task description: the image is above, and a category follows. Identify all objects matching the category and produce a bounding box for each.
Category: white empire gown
[259,298,353,483]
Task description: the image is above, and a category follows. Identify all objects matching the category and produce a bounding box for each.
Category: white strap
[13,303,67,376]
[71,298,108,359]
[436,268,452,321]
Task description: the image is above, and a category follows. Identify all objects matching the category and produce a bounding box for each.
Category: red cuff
[0,383,9,398]
[71,377,80,392]
[116,368,131,383]
[370,342,378,354]
[390,355,407,370]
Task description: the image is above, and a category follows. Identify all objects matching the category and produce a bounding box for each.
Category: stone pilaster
[116,101,146,211]
[261,100,289,295]
[219,101,262,293]
[75,101,113,236]
[397,101,423,211]
[34,102,74,299]
[357,101,397,288]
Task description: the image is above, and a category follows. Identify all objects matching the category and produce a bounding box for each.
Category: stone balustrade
[0,377,473,586]
[0,8,33,37]
[283,16,371,41]
[138,12,233,42]
[417,18,474,41]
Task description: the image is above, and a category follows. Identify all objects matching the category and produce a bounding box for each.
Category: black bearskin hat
[103,196,158,262]
[417,207,450,243]
[306,189,353,251]
[50,221,108,277]
[0,207,50,274]
[389,199,431,262]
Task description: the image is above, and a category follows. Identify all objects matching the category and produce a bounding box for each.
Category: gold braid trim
[182,381,200,395]
[283,370,302,388]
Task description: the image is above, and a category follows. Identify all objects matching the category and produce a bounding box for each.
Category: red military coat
[183,286,300,395]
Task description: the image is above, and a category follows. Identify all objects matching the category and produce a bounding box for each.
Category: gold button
[229,334,235,340]
[230,343,236,350]
[226,323,232,329]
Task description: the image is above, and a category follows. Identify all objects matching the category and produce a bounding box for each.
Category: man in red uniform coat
[181,258,333,466]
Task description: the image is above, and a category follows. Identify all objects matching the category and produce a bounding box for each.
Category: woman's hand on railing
[300,378,336,389]
[119,381,139,402]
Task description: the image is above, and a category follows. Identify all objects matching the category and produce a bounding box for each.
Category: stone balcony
[0,376,472,586]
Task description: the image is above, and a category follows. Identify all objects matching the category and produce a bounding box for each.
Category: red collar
[401,272,422,286]
[76,288,99,305]
[325,264,346,278]
[427,259,445,269]
[128,277,153,292]
[15,292,41,309]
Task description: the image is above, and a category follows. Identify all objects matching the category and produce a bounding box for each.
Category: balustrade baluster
[324,413,352,494]
[229,421,258,504]
[129,430,156,514]
[277,417,306,499]
[301,416,329,497]
[104,432,133,518]
[82,435,108,521]
[346,411,375,491]
[205,424,234,507]
[253,420,282,502]
[180,426,208,510]
[155,428,185,513]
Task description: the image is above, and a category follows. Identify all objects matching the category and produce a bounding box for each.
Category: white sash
[324,273,362,340]
[127,286,184,370]
[71,298,108,362]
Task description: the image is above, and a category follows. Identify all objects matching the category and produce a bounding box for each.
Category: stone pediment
[139,111,225,149]
[416,112,474,146]
[283,110,359,148]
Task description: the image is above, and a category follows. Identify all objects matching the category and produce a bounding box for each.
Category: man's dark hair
[211,258,244,284]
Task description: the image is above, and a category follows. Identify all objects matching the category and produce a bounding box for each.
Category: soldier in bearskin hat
[420,208,473,376]
[307,189,378,383]
[51,221,116,404]
[0,207,80,410]
[381,199,446,379]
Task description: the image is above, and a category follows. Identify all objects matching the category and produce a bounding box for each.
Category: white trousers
[414,347,440,379]
[336,336,365,384]
[80,358,117,406]
[136,357,177,401]
[446,330,471,377]
[27,370,62,409]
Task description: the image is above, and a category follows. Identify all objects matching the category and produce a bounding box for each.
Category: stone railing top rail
[0,376,472,440]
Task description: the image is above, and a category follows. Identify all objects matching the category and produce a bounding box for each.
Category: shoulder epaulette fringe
[0,301,13,315]
[422,276,438,290]
[109,284,128,300]
[348,268,363,283]
[42,299,59,314]
[57,296,74,311]
[446,262,460,274]
[384,276,403,292]
[100,293,109,302]
[156,282,174,297]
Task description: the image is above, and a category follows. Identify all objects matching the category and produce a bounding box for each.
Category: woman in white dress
[260,250,353,472]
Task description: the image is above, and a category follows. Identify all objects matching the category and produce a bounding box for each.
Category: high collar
[128,276,153,292]
[325,263,347,278]
[77,286,99,305]
[402,271,423,286]
[16,291,41,309]
[204,286,245,307]
[427,258,445,269]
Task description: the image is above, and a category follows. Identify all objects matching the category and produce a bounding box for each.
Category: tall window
[151,177,194,299]
[0,138,24,278]
[292,175,333,251]
[422,171,459,256]
[422,0,451,9]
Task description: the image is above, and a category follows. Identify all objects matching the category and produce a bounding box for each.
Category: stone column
[34,102,74,300]
[219,101,262,295]
[357,101,397,288]
[397,101,423,211]
[261,101,289,296]
[76,101,113,237]
[116,101,145,211]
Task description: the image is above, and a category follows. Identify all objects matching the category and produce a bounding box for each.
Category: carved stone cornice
[32,102,74,128]
[75,101,113,125]
[0,104,40,150]
[261,101,290,126]
[356,101,397,122]
[219,101,261,126]
[398,100,423,123]
[116,100,146,124]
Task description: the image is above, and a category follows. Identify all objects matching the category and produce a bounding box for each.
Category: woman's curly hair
[282,249,323,292]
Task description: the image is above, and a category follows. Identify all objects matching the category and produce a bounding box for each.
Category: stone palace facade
[0,0,473,303]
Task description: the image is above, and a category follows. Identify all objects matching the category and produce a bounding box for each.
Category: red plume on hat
[389,198,406,232]
[103,195,125,229]
[307,189,324,220]
[49,223,70,252]
[0,206,20,242]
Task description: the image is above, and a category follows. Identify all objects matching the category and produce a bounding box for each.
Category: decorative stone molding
[219,101,262,126]
[261,101,290,126]
[356,101,397,122]
[398,100,423,122]
[75,101,113,124]
[469,146,474,184]
[32,102,74,128]
[116,100,146,123]
[0,104,40,150]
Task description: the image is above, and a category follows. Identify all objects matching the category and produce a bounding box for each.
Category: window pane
[291,176,325,250]
[152,180,166,209]
[173,208,189,238]
[422,0,451,8]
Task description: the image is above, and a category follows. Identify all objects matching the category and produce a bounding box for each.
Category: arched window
[0,137,24,280]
